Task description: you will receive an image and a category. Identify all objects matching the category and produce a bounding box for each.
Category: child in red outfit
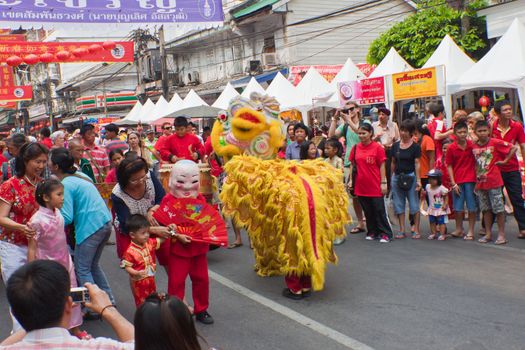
[121,214,169,307]
[154,160,215,325]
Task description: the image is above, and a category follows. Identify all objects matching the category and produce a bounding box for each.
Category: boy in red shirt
[472,120,516,245]
[160,116,205,163]
[446,121,478,240]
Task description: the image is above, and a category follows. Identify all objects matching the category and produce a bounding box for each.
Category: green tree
[367,0,489,67]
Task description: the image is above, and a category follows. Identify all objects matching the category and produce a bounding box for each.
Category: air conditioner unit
[187,71,200,85]
[262,53,278,67]
[169,71,182,87]
[248,60,263,75]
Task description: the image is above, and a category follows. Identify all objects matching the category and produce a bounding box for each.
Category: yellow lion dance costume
[212,92,350,293]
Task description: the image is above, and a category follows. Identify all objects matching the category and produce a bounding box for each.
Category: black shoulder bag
[349,145,357,197]
[395,142,414,191]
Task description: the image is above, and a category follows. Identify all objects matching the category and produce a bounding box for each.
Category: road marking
[209,270,375,350]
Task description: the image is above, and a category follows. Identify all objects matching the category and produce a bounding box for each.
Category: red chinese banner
[337,77,386,106]
[0,86,33,101]
[0,63,18,108]
[0,41,134,63]
[0,34,26,42]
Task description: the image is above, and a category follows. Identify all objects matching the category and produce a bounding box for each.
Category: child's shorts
[452,182,478,212]
[429,215,446,225]
[476,187,504,214]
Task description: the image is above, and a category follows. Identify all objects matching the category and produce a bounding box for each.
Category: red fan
[154,197,228,247]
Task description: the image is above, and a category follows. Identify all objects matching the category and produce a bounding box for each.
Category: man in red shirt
[446,121,478,240]
[160,116,205,163]
[490,100,525,239]
[427,103,453,163]
[154,121,173,160]
[472,120,516,245]
[39,127,53,149]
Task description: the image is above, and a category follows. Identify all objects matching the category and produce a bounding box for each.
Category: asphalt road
[1,216,525,350]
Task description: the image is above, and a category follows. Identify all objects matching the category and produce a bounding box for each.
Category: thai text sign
[289,65,343,86]
[0,41,134,63]
[392,67,440,100]
[0,0,223,23]
[338,77,386,106]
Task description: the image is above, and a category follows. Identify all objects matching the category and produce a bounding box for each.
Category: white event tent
[142,96,169,123]
[241,77,266,98]
[327,57,367,106]
[423,34,475,122]
[212,83,240,110]
[119,101,142,123]
[449,18,525,113]
[265,72,301,111]
[294,67,333,110]
[171,89,220,118]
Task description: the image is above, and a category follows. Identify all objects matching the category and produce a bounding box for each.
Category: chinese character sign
[0,0,223,24]
[338,77,386,107]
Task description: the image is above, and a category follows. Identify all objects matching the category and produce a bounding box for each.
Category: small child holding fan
[424,169,450,240]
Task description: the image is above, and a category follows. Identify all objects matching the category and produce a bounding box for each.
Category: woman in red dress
[0,142,49,332]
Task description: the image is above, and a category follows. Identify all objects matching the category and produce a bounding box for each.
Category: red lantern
[102,41,116,51]
[88,44,103,54]
[39,52,55,63]
[56,50,72,61]
[479,96,490,113]
[23,54,40,65]
[6,55,22,66]
[72,47,89,58]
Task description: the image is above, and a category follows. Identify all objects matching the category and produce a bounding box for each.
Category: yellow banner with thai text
[392,67,438,100]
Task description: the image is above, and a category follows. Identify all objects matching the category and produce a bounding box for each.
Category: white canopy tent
[168,93,184,111]
[141,96,169,123]
[117,101,142,124]
[265,72,301,111]
[150,94,185,126]
[294,67,333,107]
[327,57,367,106]
[169,89,221,118]
[449,18,525,114]
[241,77,266,98]
[423,35,476,123]
[212,83,240,110]
[115,99,155,125]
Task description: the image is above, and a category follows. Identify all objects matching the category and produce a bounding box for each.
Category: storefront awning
[231,68,288,88]
[231,0,280,19]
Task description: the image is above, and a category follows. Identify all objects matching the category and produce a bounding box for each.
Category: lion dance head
[211,92,285,160]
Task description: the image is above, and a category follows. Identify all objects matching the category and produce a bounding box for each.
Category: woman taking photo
[49,147,115,304]
[111,153,167,263]
[391,120,422,239]
[348,123,392,243]
[0,142,48,331]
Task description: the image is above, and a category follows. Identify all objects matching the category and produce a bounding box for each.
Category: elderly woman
[50,130,66,149]
[49,147,115,305]
[111,153,167,262]
[372,107,399,191]
[0,142,48,331]
[2,133,27,181]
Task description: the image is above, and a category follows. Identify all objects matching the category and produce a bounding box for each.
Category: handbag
[394,142,414,191]
[349,145,357,197]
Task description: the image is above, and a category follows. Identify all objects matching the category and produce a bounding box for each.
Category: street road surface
[1,218,524,350]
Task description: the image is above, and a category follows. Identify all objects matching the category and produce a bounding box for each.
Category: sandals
[437,234,446,241]
[394,233,406,239]
[350,227,366,234]
[494,238,508,245]
[463,235,474,241]
[227,242,243,249]
[518,233,525,239]
[411,232,421,239]
[478,236,492,244]
[450,231,464,238]
[428,234,436,240]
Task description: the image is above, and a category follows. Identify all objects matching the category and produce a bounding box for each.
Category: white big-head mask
[168,160,200,199]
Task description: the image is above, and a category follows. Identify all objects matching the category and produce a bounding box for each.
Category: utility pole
[159,25,169,99]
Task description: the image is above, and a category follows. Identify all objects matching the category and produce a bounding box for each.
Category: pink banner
[337,77,385,106]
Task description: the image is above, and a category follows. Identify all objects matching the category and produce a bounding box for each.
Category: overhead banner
[338,77,386,106]
[0,34,26,42]
[0,85,33,101]
[391,66,445,100]
[289,65,343,86]
[0,41,134,63]
[0,1,223,24]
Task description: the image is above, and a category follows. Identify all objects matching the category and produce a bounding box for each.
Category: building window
[263,36,275,54]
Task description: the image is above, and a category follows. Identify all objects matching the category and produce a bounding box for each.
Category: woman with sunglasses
[111,152,168,264]
[49,147,115,306]
[0,142,48,332]
[135,293,216,350]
